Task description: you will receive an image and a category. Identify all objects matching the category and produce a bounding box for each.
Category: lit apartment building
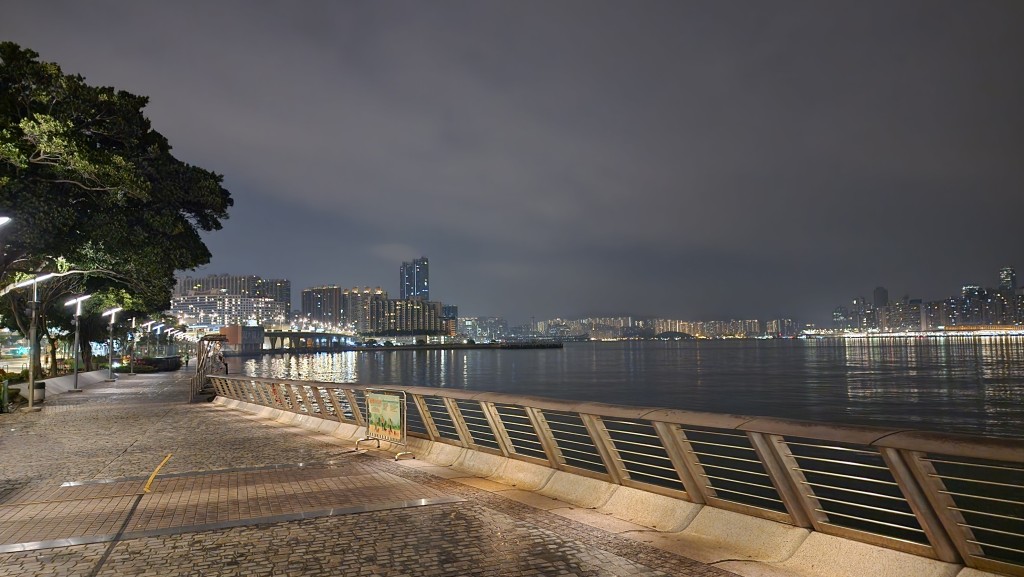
[169,293,286,328]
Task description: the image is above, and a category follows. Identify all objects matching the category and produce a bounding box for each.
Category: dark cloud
[5,1,1023,325]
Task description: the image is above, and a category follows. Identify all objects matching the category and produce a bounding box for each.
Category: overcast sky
[5,1,1023,325]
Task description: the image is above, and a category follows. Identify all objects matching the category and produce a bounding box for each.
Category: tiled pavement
[0,372,736,576]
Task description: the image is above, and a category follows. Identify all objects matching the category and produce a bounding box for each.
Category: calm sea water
[239,336,1024,438]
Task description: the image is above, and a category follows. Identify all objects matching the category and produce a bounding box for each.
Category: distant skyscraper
[301,285,344,324]
[999,266,1017,291]
[873,286,889,309]
[400,257,429,301]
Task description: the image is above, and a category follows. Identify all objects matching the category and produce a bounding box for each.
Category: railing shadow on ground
[205,375,1024,577]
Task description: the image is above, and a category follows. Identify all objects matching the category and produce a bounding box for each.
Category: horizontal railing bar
[815,509,927,534]
[704,473,777,489]
[606,440,663,452]
[708,485,786,505]
[930,474,1023,490]
[786,454,889,471]
[687,439,757,452]
[506,433,543,442]
[548,429,595,442]
[957,524,1024,540]
[619,459,679,474]
[699,463,772,478]
[964,540,1024,556]
[559,446,604,459]
[614,445,671,458]
[607,437,665,450]
[604,428,661,440]
[923,457,1024,473]
[938,490,1024,507]
[622,469,683,483]
[949,507,1024,522]
[794,468,899,486]
[555,437,600,450]
[812,495,919,518]
[784,441,878,455]
[690,451,764,466]
[801,482,908,502]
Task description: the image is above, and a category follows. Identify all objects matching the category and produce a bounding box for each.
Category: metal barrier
[209,376,1024,576]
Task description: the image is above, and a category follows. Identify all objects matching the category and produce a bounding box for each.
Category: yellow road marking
[143,453,173,493]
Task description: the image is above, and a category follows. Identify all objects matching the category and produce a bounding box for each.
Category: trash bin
[33,381,45,403]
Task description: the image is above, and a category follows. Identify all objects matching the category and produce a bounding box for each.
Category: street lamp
[14,273,56,411]
[150,323,164,356]
[64,294,91,392]
[102,307,122,381]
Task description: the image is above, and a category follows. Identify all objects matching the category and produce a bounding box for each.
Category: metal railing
[208,375,1024,576]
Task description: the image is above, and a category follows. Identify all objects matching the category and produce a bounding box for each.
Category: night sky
[5,2,1023,325]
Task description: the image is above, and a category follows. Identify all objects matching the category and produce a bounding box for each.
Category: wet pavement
[0,372,735,576]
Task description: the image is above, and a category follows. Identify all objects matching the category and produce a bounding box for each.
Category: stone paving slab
[0,372,737,577]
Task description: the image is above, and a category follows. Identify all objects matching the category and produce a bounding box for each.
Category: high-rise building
[254,278,292,309]
[872,286,889,309]
[175,274,261,298]
[341,287,389,332]
[170,294,285,328]
[175,274,292,313]
[301,285,344,324]
[399,257,429,301]
[999,266,1017,292]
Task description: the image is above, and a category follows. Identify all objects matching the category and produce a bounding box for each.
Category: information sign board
[365,389,406,445]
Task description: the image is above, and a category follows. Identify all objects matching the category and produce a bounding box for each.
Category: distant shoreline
[225,341,564,357]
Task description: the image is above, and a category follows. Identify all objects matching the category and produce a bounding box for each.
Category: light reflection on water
[241,336,1024,438]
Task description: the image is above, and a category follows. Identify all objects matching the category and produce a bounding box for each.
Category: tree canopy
[0,41,232,312]
[0,42,233,370]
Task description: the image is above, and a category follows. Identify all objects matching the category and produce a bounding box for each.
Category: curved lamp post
[102,307,122,381]
[65,294,91,392]
[14,273,55,411]
[150,324,164,356]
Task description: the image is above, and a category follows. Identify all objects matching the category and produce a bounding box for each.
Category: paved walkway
[0,372,735,577]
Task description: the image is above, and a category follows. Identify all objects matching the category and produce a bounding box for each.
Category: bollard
[1,379,7,413]
[33,381,45,403]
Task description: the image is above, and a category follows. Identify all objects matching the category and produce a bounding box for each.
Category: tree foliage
[0,42,233,367]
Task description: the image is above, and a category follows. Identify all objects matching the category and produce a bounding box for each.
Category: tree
[0,42,233,369]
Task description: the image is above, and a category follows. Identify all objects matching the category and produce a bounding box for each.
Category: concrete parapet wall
[488,458,556,491]
[537,471,617,509]
[598,486,700,532]
[716,532,960,577]
[453,450,505,477]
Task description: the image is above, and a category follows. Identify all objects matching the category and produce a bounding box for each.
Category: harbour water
[240,336,1024,438]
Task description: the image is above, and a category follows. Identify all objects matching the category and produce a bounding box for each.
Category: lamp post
[14,273,55,411]
[166,329,178,357]
[65,294,91,392]
[137,321,155,368]
[150,324,164,356]
[102,307,122,381]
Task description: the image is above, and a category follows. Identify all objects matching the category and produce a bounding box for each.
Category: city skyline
[9,2,1023,326]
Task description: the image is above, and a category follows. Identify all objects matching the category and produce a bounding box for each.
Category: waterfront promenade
[0,372,733,576]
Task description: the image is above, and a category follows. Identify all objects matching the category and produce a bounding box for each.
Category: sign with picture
[365,389,406,445]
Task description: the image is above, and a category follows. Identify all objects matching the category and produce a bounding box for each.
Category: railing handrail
[209,375,1024,577]
[214,376,1023,458]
